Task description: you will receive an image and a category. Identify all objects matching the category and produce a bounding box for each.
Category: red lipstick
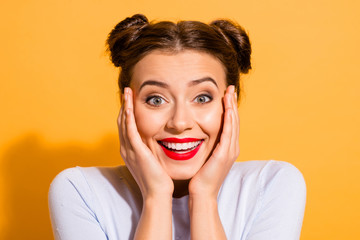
[158,138,203,161]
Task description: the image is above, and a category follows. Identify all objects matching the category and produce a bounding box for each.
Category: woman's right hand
[118,87,174,200]
[120,87,173,239]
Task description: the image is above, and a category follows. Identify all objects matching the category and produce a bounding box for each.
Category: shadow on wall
[1,133,122,240]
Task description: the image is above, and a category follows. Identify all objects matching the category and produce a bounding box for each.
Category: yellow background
[1,0,359,239]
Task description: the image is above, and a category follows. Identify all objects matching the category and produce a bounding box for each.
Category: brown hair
[106,14,251,97]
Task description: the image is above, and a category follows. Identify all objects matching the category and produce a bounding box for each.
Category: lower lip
[160,142,203,161]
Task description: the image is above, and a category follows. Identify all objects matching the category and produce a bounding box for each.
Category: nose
[166,103,194,133]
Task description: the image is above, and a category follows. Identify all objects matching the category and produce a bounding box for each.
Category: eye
[146,95,166,106]
[194,94,212,104]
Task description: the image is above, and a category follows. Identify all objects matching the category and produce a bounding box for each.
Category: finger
[207,86,234,162]
[231,89,239,145]
[118,93,125,128]
[206,85,233,163]
[226,85,235,94]
[119,101,127,159]
[122,88,132,155]
[118,105,124,140]
[121,90,128,145]
[233,89,239,126]
[118,106,123,126]
[224,90,238,163]
[122,88,128,138]
[224,85,234,110]
[125,87,134,111]
[230,99,238,159]
[212,98,233,161]
[123,87,134,147]
[224,92,233,148]
[124,88,146,153]
[232,90,240,159]
[232,88,239,123]
[227,87,238,141]
[228,86,238,129]
[223,94,235,152]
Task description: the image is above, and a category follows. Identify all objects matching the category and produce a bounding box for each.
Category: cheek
[133,104,167,141]
[194,104,223,139]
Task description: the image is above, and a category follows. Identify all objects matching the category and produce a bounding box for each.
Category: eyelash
[145,93,213,107]
[146,95,166,107]
[194,94,213,104]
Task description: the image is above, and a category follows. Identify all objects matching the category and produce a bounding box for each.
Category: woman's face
[130,50,227,180]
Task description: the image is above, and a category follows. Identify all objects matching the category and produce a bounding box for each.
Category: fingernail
[124,93,128,101]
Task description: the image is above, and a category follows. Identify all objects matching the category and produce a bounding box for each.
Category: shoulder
[49,166,90,188]
[220,161,306,239]
[229,160,307,220]
[229,160,303,175]
[49,167,89,199]
[221,160,306,207]
[48,166,141,239]
[49,165,133,205]
[49,167,99,206]
[241,161,306,239]
[49,166,107,193]
[228,160,306,190]
[257,160,306,198]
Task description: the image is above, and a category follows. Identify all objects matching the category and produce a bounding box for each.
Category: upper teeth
[162,141,201,151]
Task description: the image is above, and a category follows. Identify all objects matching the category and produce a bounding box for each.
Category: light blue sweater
[48,160,306,240]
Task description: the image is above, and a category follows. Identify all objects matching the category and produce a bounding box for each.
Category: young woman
[49,14,306,240]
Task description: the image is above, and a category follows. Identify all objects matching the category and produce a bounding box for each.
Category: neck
[172,179,190,198]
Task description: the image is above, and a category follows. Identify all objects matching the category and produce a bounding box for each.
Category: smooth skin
[118,50,240,240]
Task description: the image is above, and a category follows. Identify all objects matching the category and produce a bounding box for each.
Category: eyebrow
[139,77,218,92]
[188,77,218,88]
[139,80,169,91]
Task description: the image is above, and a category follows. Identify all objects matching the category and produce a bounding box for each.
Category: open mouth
[158,138,203,161]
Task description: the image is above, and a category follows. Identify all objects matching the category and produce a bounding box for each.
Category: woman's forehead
[130,50,227,89]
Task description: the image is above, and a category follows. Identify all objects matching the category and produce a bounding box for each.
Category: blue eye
[194,94,212,104]
[146,95,165,106]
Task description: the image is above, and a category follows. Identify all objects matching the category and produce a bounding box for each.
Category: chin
[170,173,195,181]
[164,164,203,180]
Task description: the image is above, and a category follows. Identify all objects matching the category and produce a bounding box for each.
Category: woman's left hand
[189,85,240,199]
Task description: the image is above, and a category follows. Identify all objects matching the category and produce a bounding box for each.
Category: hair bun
[210,20,251,74]
[107,14,149,67]
[114,14,148,31]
